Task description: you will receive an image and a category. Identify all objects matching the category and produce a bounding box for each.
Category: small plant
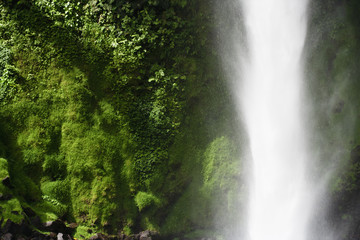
[134,191,161,211]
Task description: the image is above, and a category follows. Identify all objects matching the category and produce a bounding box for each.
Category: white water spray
[237,1,314,239]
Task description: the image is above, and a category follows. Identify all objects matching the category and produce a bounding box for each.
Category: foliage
[134,191,161,212]
[0,44,20,102]
[0,198,24,225]
[202,136,240,197]
[0,158,9,194]
[0,157,8,178]
[0,0,240,237]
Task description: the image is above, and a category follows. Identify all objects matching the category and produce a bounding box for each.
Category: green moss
[0,0,237,236]
[39,197,67,220]
[202,136,240,196]
[0,157,9,179]
[134,191,161,212]
[74,225,94,240]
[41,180,69,204]
[0,198,24,225]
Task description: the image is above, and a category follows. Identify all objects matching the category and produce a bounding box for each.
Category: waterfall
[236,1,314,239]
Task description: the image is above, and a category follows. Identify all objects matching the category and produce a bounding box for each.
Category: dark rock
[104,225,112,234]
[20,222,31,237]
[89,233,108,240]
[149,232,160,240]
[49,233,57,239]
[42,220,67,233]
[139,231,160,240]
[67,223,77,230]
[139,231,151,240]
[1,233,14,240]
[30,216,41,229]
[1,233,13,240]
[109,236,119,240]
[23,208,36,218]
[1,219,13,234]
[15,236,26,240]
[64,234,73,240]
[0,194,13,201]
[32,230,50,240]
[117,233,126,240]
[63,223,76,235]
[7,220,32,236]
[124,236,135,240]
[2,177,13,189]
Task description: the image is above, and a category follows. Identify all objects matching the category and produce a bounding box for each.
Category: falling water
[237,1,313,239]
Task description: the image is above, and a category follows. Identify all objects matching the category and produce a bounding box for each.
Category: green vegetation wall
[0,0,242,238]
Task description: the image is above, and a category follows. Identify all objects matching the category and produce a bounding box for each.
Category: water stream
[238,1,314,239]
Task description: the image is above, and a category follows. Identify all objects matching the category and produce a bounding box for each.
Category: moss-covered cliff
[0,0,242,238]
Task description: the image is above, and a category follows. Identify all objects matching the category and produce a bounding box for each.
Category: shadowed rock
[1,220,13,234]
[0,194,13,201]
[57,233,64,240]
[1,233,13,240]
[2,177,13,189]
[139,230,160,240]
[89,233,108,240]
[42,220,67,233]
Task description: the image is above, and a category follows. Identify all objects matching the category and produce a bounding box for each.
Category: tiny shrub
[0,198,24,225]
[0,158,9,194]
[0,157,9,178]
[42,194,67,217]
[202,136,240,196]
[41,180,69,204]
[42,154,67,180]
[134,191,161,211]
